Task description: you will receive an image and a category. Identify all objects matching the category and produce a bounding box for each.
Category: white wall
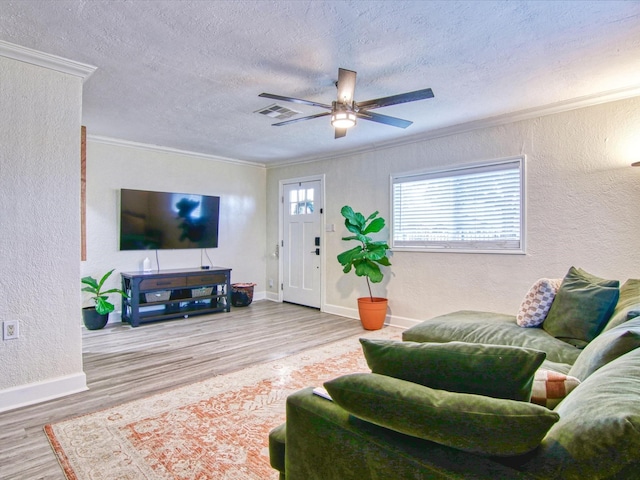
[266,97,640,327]
[1,41,638,414]
[81,140,267,314]
[0,56,87,411]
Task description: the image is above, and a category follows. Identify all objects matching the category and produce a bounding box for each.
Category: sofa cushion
[402,310,581,364]
[324,373,560,457]
[517,347,640,479]
[530,369,580,409]
[542,267,620,347]
[568,317,640,381]
[360,339,545,401]
[516,278,562,327]
[602,278,640,332]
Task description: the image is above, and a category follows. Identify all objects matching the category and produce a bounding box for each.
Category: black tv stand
[120,267,232,327]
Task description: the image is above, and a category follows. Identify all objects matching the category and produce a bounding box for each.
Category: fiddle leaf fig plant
[81,269,128,315]
[337,205,391,301]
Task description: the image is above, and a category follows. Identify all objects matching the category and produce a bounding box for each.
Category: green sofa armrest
[283,387,536,480]
[269,422,286,479]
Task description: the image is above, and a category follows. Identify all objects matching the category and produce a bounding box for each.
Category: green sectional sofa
[269,275,640,479]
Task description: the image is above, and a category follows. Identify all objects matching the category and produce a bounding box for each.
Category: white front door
[282,180,322,308]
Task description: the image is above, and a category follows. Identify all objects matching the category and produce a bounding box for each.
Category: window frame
[390,156,526,255]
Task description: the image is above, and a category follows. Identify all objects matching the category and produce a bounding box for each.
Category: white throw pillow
[517,278,563,327]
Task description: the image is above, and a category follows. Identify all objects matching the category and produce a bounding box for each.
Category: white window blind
[391,157,525,253]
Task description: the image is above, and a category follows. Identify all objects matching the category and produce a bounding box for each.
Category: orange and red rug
[45,327,401,479]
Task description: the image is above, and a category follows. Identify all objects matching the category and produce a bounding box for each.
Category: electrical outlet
[3,320,19,340]
[269,278,274,288]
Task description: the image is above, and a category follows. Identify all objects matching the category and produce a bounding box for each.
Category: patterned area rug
[45,327,401,479]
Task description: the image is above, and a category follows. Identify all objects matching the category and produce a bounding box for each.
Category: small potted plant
[81,269,128,330]
[337,205,391,330]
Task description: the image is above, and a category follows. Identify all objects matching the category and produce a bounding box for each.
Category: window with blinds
[391,157,525,253]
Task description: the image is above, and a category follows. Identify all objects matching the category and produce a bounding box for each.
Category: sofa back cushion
[601,278,640,332]
[360,339,545,401]
[568,317,640,381]
[543,267,619,347]
[517,347,640,479]
[403,310,581,364]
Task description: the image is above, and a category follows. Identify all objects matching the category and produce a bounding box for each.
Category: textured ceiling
[2,0,640,165]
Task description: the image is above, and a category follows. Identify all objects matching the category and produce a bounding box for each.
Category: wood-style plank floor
[0,301,366,480]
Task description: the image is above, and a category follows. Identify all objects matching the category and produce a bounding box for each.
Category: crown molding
[0,40,96,81]
[87,134,267,168]
[83,83,640,170]
[268,84,640,168]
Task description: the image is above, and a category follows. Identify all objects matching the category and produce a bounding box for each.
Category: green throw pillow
[360,338,545,401]
[543,267,620,347]
[324,373,560,457]
[568,317,640,381]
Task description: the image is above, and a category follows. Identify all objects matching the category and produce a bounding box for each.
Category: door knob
[310,248,320,255]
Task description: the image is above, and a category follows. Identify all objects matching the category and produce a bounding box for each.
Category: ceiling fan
[259,68,434,139]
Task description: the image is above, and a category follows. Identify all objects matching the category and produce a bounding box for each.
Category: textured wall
[266,97,640,326]
[82,140,267,307]
[0,57,84,390]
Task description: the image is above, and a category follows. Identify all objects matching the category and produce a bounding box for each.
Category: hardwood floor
[0,301,366,480]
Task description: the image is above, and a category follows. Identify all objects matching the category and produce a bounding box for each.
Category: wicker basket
[145,290,171,302]
[231,283,256,307]
[191,286,214,298]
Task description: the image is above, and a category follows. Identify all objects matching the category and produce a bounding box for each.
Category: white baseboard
[265,291,280,302]
[0,372,88,413]
[322,303,359,320]
[106,311,122,325]
[322,303,420,330]
[387,314,422,329]
[110,298,421,328]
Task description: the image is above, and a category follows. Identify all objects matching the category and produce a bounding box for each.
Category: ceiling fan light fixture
[260,68,434,137]
[331,110,357,129]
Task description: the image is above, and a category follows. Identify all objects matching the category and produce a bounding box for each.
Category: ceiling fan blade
[259,92,331,110]
[357,110,413,129]
[336,68,357,104]
[271,111,330,126]
[357,88,434,110]
[335,128,347,139]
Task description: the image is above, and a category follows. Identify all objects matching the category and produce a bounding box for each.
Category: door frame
[278,174,326,310]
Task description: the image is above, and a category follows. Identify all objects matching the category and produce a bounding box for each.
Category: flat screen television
[120,189,220,250]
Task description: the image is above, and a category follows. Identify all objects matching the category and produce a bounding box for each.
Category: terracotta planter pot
[357,297,388,330]
[82,307,109,330]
